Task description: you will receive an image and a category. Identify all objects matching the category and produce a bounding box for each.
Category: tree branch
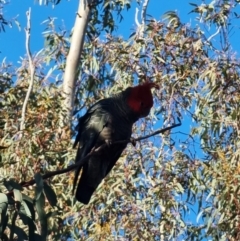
[18,119,181,188]
[20,8,35,131]
[141,0,149,27]
[207,26,221,42]
[135,7,140,27]
[135,0,150,38]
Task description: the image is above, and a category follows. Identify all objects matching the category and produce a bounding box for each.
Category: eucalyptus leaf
[43,182,57,207]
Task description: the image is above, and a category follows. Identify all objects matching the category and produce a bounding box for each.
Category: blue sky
[2,1,240,65]
[1,0,240,239]
[0,0,194,62]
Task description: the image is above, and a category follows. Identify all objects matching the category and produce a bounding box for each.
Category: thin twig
[135,7,140,27]
[135,119,181,141]
[207,26,221,42]
[20,8,35,131]
[17,120,181,189]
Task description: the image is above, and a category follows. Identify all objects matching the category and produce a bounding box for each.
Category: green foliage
[0,0,240,240]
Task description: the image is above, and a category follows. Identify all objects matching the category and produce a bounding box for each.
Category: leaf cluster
[1,0,240,240]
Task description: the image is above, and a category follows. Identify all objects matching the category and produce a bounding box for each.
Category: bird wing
[75,142,127,204]
[73,99,132,204]
[72,101,112,197]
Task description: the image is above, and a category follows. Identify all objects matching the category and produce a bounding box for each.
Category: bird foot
[130,137,136,147]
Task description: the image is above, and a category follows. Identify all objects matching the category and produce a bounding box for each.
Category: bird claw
[130,137,136,147]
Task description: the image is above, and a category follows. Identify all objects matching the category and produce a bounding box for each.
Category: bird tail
[72,146,88,196]
[75,182,95,205]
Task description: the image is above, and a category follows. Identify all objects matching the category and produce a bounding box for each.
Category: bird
[72,82,158,204]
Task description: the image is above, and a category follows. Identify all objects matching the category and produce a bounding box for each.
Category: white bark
[135,0,150,38]
[62,0,93,125]
[21,8,35,132]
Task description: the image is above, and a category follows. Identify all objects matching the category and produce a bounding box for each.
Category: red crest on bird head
[127,82,159,117]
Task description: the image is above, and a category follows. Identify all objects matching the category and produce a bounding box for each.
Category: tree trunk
[61,0,93,126]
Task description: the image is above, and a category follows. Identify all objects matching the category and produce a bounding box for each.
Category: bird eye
[140,102,145,107]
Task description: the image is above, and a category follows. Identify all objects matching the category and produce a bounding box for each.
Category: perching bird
[73,82,158,204]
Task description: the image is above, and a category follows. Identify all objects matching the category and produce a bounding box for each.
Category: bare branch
[135,7,140,27]
[135,0,150,38]
[16,120,181,189]
[141,0,149,26]
[207,26,221,42]
[135,118,181,141]
[20,8,35,131]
